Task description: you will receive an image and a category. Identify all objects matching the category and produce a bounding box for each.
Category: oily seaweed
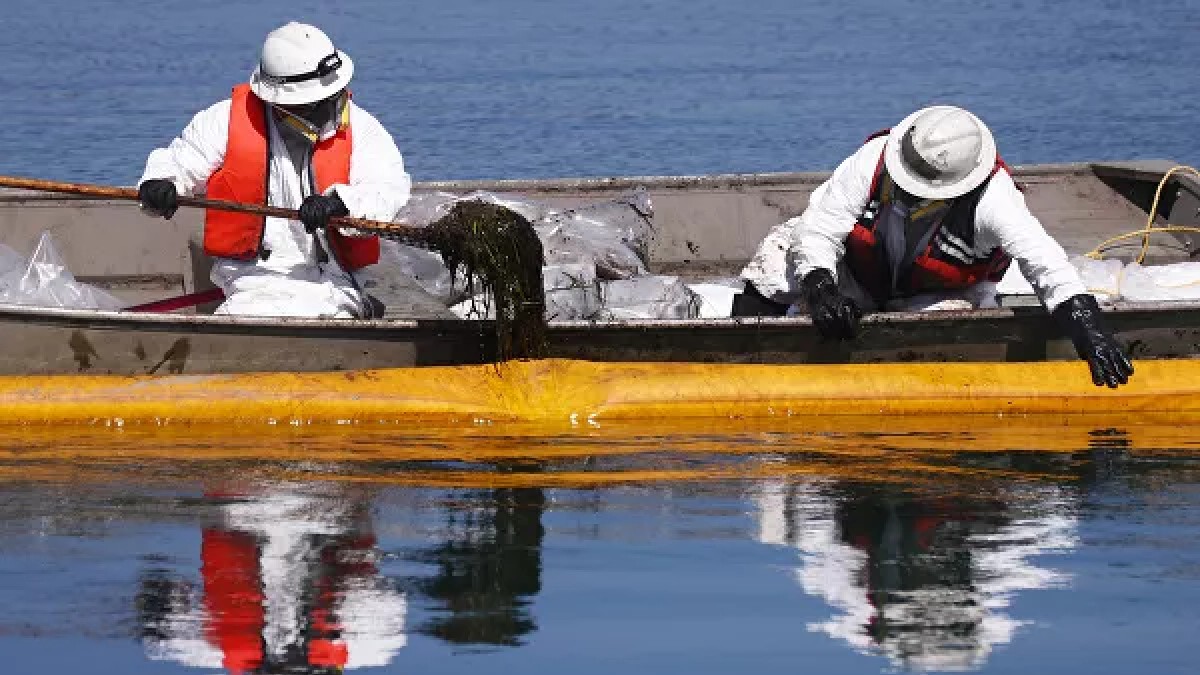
[401,200,546,359]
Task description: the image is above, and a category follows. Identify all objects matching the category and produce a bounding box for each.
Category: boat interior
[0,160,1196,315]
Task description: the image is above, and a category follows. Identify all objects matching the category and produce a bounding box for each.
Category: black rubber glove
[1052,293,1134,388]
[299,193,349,233]
[138,179,178,219]
[802,268,862,340]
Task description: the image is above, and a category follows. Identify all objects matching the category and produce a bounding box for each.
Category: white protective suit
[741,136,1086,312]
[140,98,412,318]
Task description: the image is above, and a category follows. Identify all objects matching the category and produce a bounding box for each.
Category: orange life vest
[203,84,380,270]
[844,130,1012,306]
[200,523,375,673]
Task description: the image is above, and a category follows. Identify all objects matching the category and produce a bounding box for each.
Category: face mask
[276,90,346,134]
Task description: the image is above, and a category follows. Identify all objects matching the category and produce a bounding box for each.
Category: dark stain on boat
[68,330,99,372]
[147,338,190,375]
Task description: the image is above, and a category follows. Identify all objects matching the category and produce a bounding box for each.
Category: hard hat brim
[883,106,998,200]
[249,50,354,106]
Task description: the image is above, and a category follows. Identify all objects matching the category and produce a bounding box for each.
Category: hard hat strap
[259,52,342,85]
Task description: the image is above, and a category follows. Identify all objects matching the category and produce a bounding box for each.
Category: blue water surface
[0,425,1197,674]
[3,0,1198,184]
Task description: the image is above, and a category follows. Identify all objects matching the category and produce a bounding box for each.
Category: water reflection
[409,486,545,646]
[755,478,1078,671]
[0,421,1196,674]
[137,483,407,674]
[133,478,547,672]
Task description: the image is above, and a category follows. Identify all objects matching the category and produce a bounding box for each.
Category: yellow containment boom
[0,359,1196,427]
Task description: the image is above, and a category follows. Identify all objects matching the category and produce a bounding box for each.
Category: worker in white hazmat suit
[737,105,1133,387]
[137,22,412,318]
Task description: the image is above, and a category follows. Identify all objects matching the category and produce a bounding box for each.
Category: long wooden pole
[0,175,429,240]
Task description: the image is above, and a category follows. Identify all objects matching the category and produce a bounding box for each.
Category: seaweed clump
[422,200,546,359]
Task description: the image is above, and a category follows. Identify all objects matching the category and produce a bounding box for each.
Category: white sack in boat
[969,257,1120,306]
[686,277,744,319]
[394,189,677,318]
[596,275,701,320]
[452,272,705,321]
[358,239,464,306]
[1070,256,1123,303]
[537,187,655,280]
[449,262,602,321]
[448,293,491,320]
[396,190,552,226]
[392,188,654,283]
[542,262,601,321]
[1119,261,1200,302]
[0,232,122,310]
[1010,256,1200,304]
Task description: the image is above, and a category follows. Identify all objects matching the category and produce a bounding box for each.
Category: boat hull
[0,302,1195,375]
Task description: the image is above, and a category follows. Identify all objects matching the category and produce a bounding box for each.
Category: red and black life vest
[844,130,1012,306]
[203,84,380,271]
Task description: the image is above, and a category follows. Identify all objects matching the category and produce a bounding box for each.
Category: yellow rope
[1085,165,1200,263]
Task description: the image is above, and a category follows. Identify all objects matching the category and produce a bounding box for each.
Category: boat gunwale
[0,299,1195,335]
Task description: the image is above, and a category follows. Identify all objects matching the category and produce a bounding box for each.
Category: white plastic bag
[543,263,601,321]
[1071,256,1123,303]
[597,275,701,320]
[395,189,654,281]
[1120,261,1200,302]
[451,262,603,321]
[0,232,123,310]
[686,277,744,319]
[387,189,658,318]
[396,190,552,227]
[538,188,654,280]
[357,239,465,307]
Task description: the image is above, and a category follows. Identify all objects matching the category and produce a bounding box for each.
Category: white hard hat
[883,105,997,200]
[249,22,354,106]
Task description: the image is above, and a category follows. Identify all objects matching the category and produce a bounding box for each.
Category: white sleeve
[138,99,230,196]
[329,105,413,235]
[976,170,1086,311]
[789,137,882,282]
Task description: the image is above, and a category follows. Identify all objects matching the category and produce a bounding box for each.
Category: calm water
[3,0,1199,185]
[0,420,1197,673]
[3,3,1200,672]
